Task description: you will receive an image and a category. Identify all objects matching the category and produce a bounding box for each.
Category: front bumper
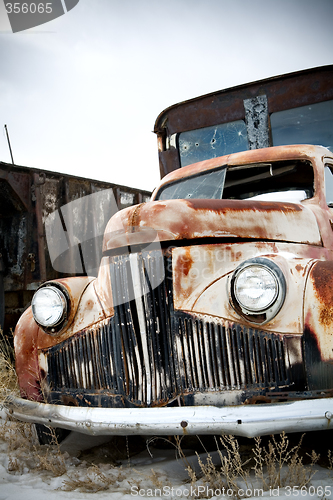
[4,395,333,438]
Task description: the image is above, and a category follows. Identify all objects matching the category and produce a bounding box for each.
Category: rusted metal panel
[171,243,315,335]
[104,197,321,247]
[13,307,41,401]
[303,260,333,390]
[0,160,151,330]
[104,146,331,253]
[155,65,333,137]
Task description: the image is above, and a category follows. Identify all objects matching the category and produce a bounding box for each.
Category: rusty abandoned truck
[5,65,333,440]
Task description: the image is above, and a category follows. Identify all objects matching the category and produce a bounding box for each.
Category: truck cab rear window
[178,121,249,167]
[271,100,333,152]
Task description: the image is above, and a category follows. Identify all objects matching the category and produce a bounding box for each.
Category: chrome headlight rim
[31,284,69,333]
[229,257,286,323]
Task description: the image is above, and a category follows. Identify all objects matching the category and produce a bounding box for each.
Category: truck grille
[43,251,292,407]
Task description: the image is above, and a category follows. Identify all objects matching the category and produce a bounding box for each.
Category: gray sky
[0,0,333,191]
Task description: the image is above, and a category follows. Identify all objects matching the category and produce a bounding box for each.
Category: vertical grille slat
[154,257,174,399]
[232,328,242,387]
[243,331,253,385]
[213,324,225,387]
[104,322,116,391]
[98,325,110,389]
[179,318,193,391]
[208,324,219,388]
[192,320,204,388]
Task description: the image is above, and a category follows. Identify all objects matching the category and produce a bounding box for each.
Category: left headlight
[32,285,67,329]
[229,258,286,323]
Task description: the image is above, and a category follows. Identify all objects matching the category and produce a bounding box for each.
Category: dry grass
[0,328,330,494]
[0,419,69,476]
[0,330,136,490]
[0,329,71,476]
[61,463,127,492]
[328,450,333,470]
[0,329,19,401]
[252,432,319,489]
[185,434,253,496]
[184,433,320,498]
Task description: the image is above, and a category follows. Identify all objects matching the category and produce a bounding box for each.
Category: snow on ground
[0,407,333,500]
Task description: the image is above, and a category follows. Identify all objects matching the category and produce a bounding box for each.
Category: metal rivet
[325,411,332,420]
[181,420,188,428]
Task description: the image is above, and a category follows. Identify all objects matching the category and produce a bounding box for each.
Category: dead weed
[185,432,320,498]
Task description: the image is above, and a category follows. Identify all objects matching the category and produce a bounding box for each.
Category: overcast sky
[0,0,332,191]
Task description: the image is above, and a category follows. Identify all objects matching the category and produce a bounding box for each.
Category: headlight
[234,265,278,311]
[230,258,286,323]
[32,286,67,328]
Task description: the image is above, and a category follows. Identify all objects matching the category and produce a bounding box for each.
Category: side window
[271,100,333,151]
[324,165,333,207]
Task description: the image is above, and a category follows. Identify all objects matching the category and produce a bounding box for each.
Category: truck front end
[6,145,333,439]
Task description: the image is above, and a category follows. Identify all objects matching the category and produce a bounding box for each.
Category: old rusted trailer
[5,65,333,441]
[0,161,151,331]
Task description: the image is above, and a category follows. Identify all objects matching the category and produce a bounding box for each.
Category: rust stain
[181,420,188,434]
[234,251,242,261]
[173,251,194,302]
[14,308,42,402]
[312,261,333,327]
[186,198,303,213]
[244,395,272,404]
[312,261,333,302]
[61,395,79,406]
[319,308,333,327]
[179,248,194,277]
[85,299,94,310]
[129,203,144,230]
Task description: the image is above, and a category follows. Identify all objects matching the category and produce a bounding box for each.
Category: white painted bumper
[4,395,333,438]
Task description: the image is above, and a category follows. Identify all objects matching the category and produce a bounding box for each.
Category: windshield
[156,166,227,200]
[155,160,314,202]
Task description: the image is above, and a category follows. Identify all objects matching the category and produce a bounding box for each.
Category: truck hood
[103,198,322,251]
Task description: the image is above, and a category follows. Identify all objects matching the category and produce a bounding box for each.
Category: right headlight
[229,258,286,323]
